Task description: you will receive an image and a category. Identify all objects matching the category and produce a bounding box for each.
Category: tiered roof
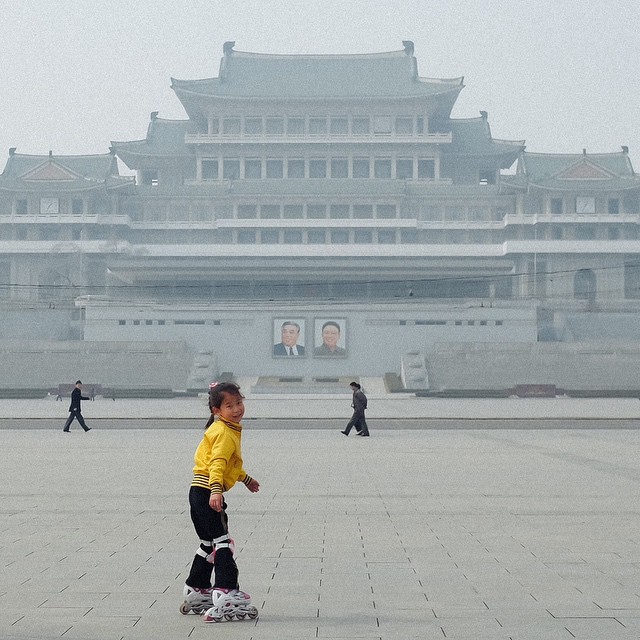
[502,149,639,192]
[111,115,190,168]
[171,42,463,100]
[0,151,131,192]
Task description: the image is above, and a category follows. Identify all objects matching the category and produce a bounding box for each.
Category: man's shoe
[84,428,91,432]
[63,430,70,433]
[340,430,348,436]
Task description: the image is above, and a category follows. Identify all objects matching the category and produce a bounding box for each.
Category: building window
[352,157,370,178]
[283,205,303,219]
[223,159,240,180]
[283,229,303,244]
[71,199,83,215]
[330,158,349,178]
[575,225,596,240]
[16,199,28,215]
[261,205,281,219]
[261,229,279,244]
[287,118,305,135]
[395,117,413,134]
[354,229,373,243]
[244,159,262,179]
[608,198,620,215]
[353,205,373,219]
[417,159,435,180]
[309,159,327,178]
[479,170,496,185]
[244,117,263,135]
[266,159,284,179]
[223,118,241,135]
[307,205,326,219]
[141,170,159,186]
[623,194,640,214]
[550,198,563,215]
[396,158,414,179]
[237,205,257,219]
[309,117,327,135]
[265,117,284,135]
[352,116,370,135]
[330,117,348,135]
[552,226,563,239]
[608,226,620,240]
[373,116,392,134]
[237,229,256,243]
[307,229,326,243]
[377,205,396,219]
[377,229,396,244]
[287,159,305,178]
[374,158,392,179]
[329,205,349,219]
[202,159,219,180]
[416,117,425,134]
[330,229,350,243]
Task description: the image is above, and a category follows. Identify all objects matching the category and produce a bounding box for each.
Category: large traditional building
[1,42,639,380]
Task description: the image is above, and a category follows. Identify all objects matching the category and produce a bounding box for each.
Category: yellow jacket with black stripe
[191,417,253,494]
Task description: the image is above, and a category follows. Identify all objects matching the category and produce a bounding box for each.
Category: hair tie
[209,381,219,389]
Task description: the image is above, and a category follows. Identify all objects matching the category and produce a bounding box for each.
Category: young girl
[180,382,260,622]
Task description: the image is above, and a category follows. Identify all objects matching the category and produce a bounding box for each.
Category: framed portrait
[313,318,347,358]
[272,318,307,357]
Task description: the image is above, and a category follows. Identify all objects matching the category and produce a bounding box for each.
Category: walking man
[63,380,91,432]
[341,381,369,437]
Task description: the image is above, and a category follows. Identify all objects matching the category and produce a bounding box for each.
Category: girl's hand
[246,478,260,493]
[209,492,223,512]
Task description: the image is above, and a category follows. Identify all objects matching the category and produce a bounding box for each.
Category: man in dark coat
[341,382,370,437]
[62,380,91,432]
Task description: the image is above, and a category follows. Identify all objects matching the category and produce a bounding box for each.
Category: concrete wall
[80,301,538,377]
[426,342,640,391]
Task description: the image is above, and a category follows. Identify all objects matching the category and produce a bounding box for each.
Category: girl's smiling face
[214,392,245,423]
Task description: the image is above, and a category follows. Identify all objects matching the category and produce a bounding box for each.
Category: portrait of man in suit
[273,319,306,357]
[313,319,347,357]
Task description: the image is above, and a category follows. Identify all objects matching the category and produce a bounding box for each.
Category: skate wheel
[224,613,234,621]
[236,612,246,620]
[203,612,223,623]
[248,607,259,619]
[179,602,191,615]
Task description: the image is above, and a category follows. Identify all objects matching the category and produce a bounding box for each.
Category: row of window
[13,198,85,216]
[115,318,504,326]
[523,196,640,215]
[205,115,427,137]
[197,157,437,181]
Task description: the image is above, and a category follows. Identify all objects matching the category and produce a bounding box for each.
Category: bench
[56,384,102,401]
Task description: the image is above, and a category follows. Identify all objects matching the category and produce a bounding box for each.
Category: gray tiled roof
[171,49,463,100]
[111,117,190,163]
[443,117,524,162]
[509,151,640,191]
[1,152,118,180]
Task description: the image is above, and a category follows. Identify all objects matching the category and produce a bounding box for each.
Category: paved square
[3,427,640,639]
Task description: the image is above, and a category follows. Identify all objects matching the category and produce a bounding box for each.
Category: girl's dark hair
[204,382,244,429]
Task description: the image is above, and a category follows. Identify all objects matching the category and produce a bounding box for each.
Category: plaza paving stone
[3,412,640,638]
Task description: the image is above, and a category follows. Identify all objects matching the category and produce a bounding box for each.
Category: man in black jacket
[63,380,91,432]
[341,382,369,437]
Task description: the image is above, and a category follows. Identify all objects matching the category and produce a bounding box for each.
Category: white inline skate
[202,588,259,622]
[179,585,213,614]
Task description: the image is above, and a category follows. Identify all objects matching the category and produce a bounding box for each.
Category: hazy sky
[1,0,639,170]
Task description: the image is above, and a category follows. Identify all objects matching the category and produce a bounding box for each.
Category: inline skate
[179,585,213,614]
[202,588,259,622]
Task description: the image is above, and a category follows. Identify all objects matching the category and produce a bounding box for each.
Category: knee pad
[196,539,215,563]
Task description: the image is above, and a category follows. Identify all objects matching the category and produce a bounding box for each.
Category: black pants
[63,410,89,431]
[344,409,369,436]
[186,486,238,590]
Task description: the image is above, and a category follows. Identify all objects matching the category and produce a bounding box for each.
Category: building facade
[0,42,639,375]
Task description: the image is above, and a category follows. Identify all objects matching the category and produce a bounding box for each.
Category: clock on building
[575,196,596,214]
[40,197,59,214]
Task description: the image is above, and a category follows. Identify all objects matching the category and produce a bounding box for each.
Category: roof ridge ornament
[223,41,236,55]
[402,40,414,56]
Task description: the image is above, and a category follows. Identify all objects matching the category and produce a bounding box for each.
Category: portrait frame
[272,318,307,358]
[313,318,347,358]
